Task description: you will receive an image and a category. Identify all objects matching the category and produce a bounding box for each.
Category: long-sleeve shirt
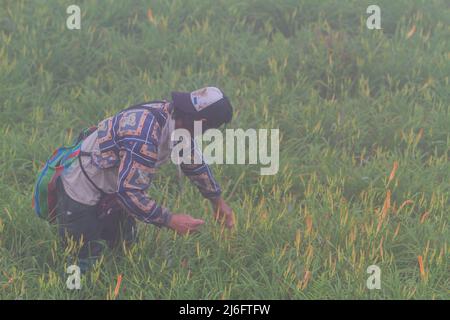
[60,101,221,227]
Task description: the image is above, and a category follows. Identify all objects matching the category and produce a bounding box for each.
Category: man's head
[171,87,233,134]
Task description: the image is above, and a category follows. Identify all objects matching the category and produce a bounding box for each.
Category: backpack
[32,126,97,222]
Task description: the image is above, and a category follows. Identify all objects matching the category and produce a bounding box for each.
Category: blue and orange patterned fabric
[93,102,221,226]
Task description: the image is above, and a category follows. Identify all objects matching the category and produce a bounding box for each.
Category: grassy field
[0,0,449,299]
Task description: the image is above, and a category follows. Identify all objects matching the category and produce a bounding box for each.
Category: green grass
[0,0,449,299]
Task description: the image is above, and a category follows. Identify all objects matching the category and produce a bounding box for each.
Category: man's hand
[210,197,235,229]
[167,214,205,235]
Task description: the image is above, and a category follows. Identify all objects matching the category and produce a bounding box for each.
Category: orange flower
[420,211,430,224]
[381,190,391,218]
[415,128,424,145]
[301,271,312,290]
[397,200,414,213]
[393,223,401,239]
[113,274,123,299]
[388,161,398,185]
[377,190,391,233]
[406,25,416,39]
[305,215,313,235]
[147,8,156,25]
[417,256,425,280]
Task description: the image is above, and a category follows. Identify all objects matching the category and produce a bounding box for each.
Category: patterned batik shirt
[93,101,221,227]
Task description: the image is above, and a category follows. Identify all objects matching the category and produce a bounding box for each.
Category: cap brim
[171,91,196,114]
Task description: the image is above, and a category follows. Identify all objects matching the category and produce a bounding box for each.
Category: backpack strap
[74,126,98,145]
[78,151,108,196]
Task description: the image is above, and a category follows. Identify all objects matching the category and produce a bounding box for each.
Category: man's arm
[116,140,171,227]
[179,138,221,198]
[116,140,207,234]
[180,140,235,228]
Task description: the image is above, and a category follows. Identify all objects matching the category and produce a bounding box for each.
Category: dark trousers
[55,178,136,270]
